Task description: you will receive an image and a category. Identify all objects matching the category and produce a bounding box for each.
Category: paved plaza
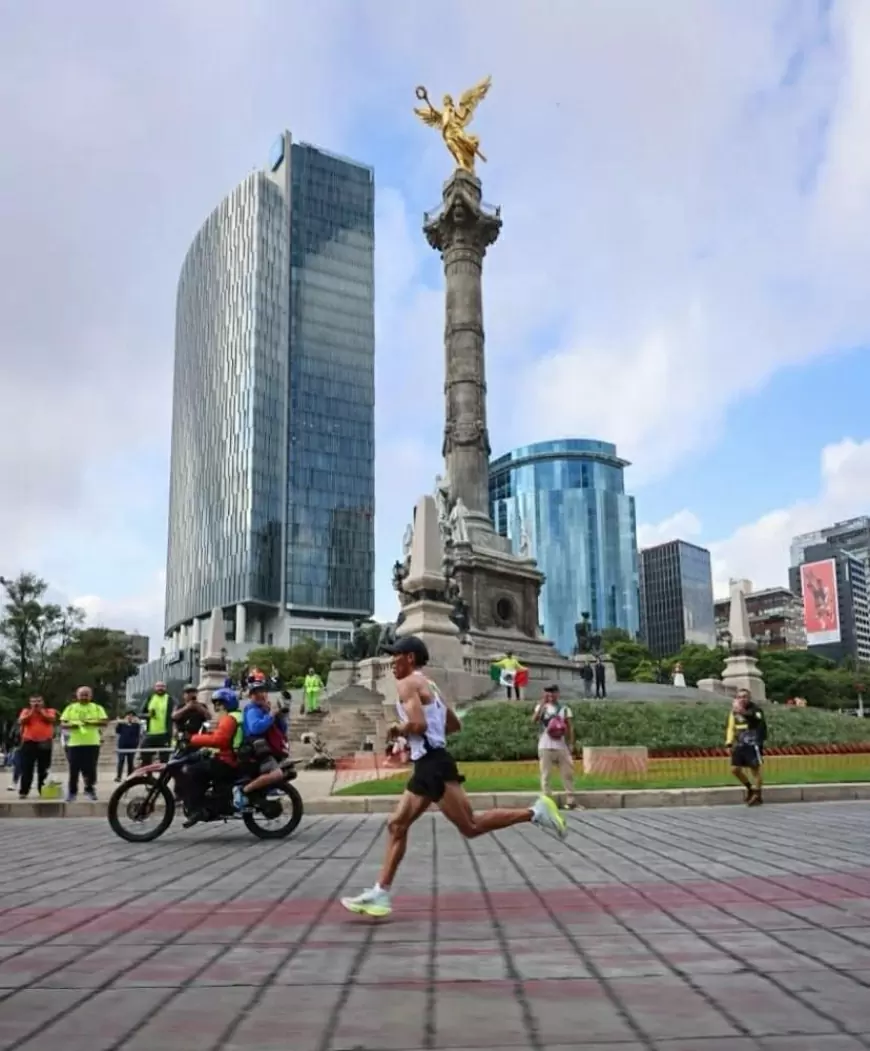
[0,803,869,1050]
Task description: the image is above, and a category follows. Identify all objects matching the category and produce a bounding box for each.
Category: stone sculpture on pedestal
[395,494,463,673]
[417,143,566,665]
[720,579,766,701]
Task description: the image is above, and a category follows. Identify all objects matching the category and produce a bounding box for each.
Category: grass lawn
[334,754,870,796]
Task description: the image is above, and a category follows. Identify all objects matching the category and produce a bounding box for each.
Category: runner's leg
[377,790,431,889]
[437,781,534,838]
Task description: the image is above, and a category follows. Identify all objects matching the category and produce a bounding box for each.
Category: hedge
[447,701,870,762]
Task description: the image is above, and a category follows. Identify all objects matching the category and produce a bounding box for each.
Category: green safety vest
[147,693,169,735]
[229,710,244,751]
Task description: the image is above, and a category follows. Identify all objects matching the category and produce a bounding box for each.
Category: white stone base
[721,655,766,702]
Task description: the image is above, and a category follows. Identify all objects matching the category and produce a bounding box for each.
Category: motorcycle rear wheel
[107,775,176,843]
[243,783,303,839]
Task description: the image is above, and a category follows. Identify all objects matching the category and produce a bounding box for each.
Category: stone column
[235,603,247,645]
[424,170,502,517]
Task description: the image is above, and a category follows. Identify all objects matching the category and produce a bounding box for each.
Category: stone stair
[290,685,387,762]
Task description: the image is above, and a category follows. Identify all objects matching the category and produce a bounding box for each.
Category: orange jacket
[19,707,57,744]
[190,714,239,766]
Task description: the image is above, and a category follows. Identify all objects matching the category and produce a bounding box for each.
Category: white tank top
[396,679,447,761]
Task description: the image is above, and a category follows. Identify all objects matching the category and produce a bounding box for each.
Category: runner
[340,635,567,918]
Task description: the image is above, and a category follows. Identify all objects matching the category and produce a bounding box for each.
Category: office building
[714,584,806,651]
[639,539,716,657]
[489,439,639,656]
[164,131,375,660]
[789,543,870,665]
[121,633,149,665]
[791,516,870,574]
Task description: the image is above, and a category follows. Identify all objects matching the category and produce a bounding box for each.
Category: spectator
[17,695,57,798]
[532,684,577,809]
[60,687,108,802]
[115,710,141,782]
[140,681,175,765]
[672,662,687,688]
[172,685,210,736]
[494,651,524,700]
[580,661,593,698]
[594,656,607,699]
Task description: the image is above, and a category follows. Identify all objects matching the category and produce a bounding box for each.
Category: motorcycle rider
[183,687,243,827]
[235,676,288,811]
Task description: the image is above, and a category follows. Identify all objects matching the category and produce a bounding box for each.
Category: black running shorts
[731,743,762,769]
[406,748,465,802]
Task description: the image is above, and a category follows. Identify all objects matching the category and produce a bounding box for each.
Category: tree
[230,639,339,690]
[608,640,653,682]
[0,573,84,700]
[631,659,658,683]
[45,628,138,716]
[664,643,727,686]
[601,627,632,650]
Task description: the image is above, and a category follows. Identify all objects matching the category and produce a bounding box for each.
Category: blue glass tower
[165,132,374,650]
[489,439,639,655]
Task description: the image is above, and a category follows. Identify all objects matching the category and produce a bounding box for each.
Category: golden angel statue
[414,76,492,173]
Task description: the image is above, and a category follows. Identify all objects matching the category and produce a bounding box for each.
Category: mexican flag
[489,662,529,688]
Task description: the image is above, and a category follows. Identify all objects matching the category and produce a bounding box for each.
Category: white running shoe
[531,795,567,839]
[340,885,392,918]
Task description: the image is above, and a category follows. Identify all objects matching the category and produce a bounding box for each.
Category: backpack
[264,721,288,758]
[542,705,567,740]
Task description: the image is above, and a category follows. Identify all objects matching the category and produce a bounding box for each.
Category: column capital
[423,170,502,254]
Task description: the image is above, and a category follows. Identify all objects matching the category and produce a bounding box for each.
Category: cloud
[73,571,167,661]
[637,511,703,551]
[639,438,870,600]
[4,1,870,638]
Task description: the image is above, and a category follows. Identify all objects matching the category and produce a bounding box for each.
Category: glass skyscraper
[489,439,639,656]
[164,131,374,655]
[638,539,716,657]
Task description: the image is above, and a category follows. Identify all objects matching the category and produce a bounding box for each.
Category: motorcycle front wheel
[243,783,304,840]
[107,775,176,843]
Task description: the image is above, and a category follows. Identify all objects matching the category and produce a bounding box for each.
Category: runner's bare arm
[395,677,427,737]
[445,706,462,735]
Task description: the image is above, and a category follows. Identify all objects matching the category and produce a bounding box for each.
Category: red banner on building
[800,558,841,646]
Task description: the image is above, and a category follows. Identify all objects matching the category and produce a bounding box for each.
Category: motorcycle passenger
[184,687,243,827]
[235,678,288,811]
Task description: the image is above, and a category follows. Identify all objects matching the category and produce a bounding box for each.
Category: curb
[1,782,868,818]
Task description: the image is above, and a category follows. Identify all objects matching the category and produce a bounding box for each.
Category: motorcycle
[107,743,304,843]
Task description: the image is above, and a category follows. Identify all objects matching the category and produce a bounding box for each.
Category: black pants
[19,741,51,797]
[116,752,135,779]
[140,733,170,767]
[186,757,238,812]
[68,745,99,795]
[595,679,606,698]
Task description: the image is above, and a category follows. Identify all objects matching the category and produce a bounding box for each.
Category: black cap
[381,635,430,667]
[182,684,196,693]
[544,683,560,693]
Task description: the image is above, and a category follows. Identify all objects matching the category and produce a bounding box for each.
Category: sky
[2,0,870,657]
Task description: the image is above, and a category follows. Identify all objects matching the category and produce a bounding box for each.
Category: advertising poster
[800,558,841,646]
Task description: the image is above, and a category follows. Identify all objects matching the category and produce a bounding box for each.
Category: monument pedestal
[721,653,767,701]
[717,579,767,702]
